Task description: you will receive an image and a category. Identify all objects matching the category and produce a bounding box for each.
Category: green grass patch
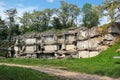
[0,41,120,78]
[0,65,67,80]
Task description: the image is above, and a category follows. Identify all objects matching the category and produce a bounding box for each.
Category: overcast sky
[0,0,108,25]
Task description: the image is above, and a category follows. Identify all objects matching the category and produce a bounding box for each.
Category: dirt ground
[0,63,119,80]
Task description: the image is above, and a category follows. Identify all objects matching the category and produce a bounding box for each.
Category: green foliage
[19,9,54,33]
[82,12,99,28]
[5,8,20,42]
[19,1,80,32]
[82,3,92,14]
[0,65,66,80]
[82,3,99,28]
[58,1,80,28]
[1,41,120,78]
[19,12,34,33]
[52,17,63,29]
[101,0,120,22]
[1,0,119,35]
[0,18,8,40]
[0,40,10,57]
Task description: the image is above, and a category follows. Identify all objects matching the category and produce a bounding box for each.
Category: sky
[0,0,108,25]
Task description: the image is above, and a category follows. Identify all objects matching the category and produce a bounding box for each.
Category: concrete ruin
[14,22,120,59]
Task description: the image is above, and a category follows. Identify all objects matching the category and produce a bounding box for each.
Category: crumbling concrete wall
[14,22,120,58]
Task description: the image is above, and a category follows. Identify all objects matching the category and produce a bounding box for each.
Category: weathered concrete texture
[25,54,37,58]
[77,27,102,41]
[25,38,36,45]
[14,46,19,51]
[88,27,102,38]
[77,28,88,41]
[25,46,36,53]
[107,23,120,34]
[66,34,76,44]
[44,36,56,44]
[78,51,89,58]
[13,22,120,58]
[96,45,109,51]
[77,37,103,51]
[78,51,99,58]
[57,36,65,44]
[104,34,117,41]
[44,45,59,51]
[66,44,76,51]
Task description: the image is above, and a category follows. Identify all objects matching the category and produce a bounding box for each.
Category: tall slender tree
[5,8,17,42]
[82,3,99,28]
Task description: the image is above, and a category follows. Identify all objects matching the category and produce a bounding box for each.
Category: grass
[0,41,120,78]
[0,65,67,80]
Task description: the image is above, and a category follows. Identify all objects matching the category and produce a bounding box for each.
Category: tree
[51,8,62,29]
[82,3,92,14]
[102,0,120,22]
[41,9,54,31]
[68,4,80,27]
[19,12,33,33]
[53,1,80,29]
[0,17,8,40]
[5,8,17,42]
[90,5,100,26]
[82,3,99,28]
[52,17,62,29]
[30,10,42,31]
[19,1,80,31]
[20,9,54,32]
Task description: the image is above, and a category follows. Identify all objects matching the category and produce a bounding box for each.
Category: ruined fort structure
[14,23,120,58]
